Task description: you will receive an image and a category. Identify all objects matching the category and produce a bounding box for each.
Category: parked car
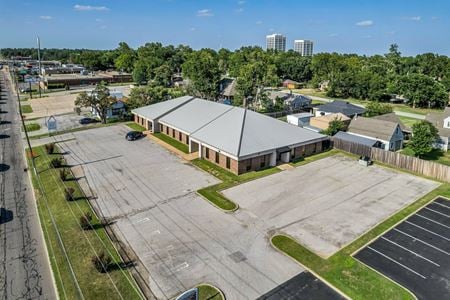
[19,87,32,93]
[125,131,143,141]
[78,117,97,125]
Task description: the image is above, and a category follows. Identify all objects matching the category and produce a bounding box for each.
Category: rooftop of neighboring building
[425,107,450,138]
[348,116,402,141]
[311,112,350,122]
[372,112,411,133]
[316,100,366,116]
[334,131,378,147]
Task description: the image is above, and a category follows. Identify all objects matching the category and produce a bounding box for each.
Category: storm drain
[229,251,247,263]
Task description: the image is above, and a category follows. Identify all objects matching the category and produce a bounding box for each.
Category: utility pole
[37,36,42,98]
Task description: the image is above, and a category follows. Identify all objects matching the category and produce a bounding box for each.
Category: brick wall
[159,124,189,145]
[201,146,239,174]
[238,154,272,174]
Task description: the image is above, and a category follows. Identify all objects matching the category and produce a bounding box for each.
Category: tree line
[3,43,450,108]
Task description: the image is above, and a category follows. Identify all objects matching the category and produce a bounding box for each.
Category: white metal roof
[131,96,194,120]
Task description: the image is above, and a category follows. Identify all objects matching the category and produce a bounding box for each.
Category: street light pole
[37,36,42,98]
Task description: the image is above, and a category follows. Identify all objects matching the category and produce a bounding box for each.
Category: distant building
[313,100,366,118]
[40,71,132,90]
[266,34,286,52]
[218,78,236,102]
[266,91,312,111]
[287,112,313,127]
[309,113,351,131]
[282,79,301,89]
[425,107,450,151]
[294,40,314,56]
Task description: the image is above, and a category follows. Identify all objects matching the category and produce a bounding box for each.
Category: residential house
[425,107,450,151]
[132,96,329,174]
[219,78,236,102]
[309,113,351,131]
[346,117,404,151]
[373,112,412,137]
[90,90,127,119]
[314,100,366,118]
[266,91,311,111]
[287,113,313,127]
[282,79,301,89]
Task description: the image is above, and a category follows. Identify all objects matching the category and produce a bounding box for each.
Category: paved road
[393,111,426,120]
[0,70,56,299]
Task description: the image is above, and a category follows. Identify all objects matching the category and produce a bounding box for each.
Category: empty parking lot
[223,155,439,258]
[355,197,450,300]
[56,125,303,300]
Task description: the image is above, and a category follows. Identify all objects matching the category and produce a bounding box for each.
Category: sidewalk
[144,131,198,161]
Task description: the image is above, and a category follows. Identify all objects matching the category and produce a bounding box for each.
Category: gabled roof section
[131,96,194,120]
[316,100,366,116]
[159,98,233,134]
[334,131,378,147]
[348,117,400,141]
[426,107,450,138]
[373,112,411,133]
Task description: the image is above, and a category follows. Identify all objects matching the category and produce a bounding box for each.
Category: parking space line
[394,228,450,255]
[173,262,189,272]
[381,237,440,267]
[416,214,450,229]
[367,246,427,279]
[135,217,150,224]
[433,201,450,209]
[405,220,450,242]
[425,207,450,218]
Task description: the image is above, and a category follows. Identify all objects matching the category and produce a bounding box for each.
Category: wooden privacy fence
[332,137,450,183]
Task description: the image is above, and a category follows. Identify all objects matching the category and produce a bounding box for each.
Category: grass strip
[153,132,189,154]
[28,145,142,299]
[125,122,146,132]
[198,284,223,300]
[24,123,41,132]
[21,104,33,113]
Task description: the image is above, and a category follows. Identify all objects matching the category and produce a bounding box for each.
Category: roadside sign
[24,77,40,83]
[47,116,57,131]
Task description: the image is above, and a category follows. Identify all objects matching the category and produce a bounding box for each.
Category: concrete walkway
[145,131,198,161]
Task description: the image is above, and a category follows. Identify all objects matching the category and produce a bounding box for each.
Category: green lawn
[28,145,143,299]
[126,122,146,132]
[398,116,421,127]
[24,123,41,132]
[153,132,189,154]
[198,284,223,300]
[21,104,33,113]
[272,179,449,300]
[191,159,280,211]
[401,147,450,166]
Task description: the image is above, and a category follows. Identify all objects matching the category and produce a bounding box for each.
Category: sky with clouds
[1,0,449,55]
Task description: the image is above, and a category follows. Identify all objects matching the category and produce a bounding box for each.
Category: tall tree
[75,83,117,124]
[409,121,439,158]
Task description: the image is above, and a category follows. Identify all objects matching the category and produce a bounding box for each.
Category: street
[0,70,56,299]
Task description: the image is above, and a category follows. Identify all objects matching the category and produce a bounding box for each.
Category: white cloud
[95,18,103,22]
[74,4,109,11]
[190,27,196,31]
[255,20,263,25]
[356,20,374,27]
[238,1,246,4]
[403,16,421,21]
[235,7,244,13]
[39,15,52,20]
[197,9,213,17]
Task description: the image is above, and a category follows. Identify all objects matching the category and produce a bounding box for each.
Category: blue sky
[1,0,449,55]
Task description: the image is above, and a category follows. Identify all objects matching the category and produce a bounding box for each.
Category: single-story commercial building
[132,96,329,174]
[40,71,132,90]
[347,117,404,151]
[287,112,313,127]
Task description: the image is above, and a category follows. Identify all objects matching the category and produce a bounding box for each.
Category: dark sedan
[78,117,97,125]
[126,131,144,141]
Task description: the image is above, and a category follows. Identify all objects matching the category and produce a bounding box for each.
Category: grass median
[272,182,449,300]
[191,159,280,211]
[198,284,223,300]
[21,104,33,113]
[28,145,142,299]
[153,132,189,154]
[125,122,146,132]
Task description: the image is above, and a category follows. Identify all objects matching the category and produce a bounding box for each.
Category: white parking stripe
[394,228,450,255]
[425,207,450,218]
[435,201,450,209]
[405,220,450,242]
[416,214,450,229]
[367,246,427,279]
[381,237,440,267]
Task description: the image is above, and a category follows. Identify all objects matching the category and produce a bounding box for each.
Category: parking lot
[354,197,450,300]
[223,155,439,258]
[56,125,304,300]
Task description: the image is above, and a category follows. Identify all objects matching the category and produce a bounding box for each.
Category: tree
[365,102,393,117]
[153,64,173,87]
[322,118,345,136]
[127,86,186,110]
[114,42,136,73]
[409,121,439,158]
[132,61,147,84]
[75,83,117,124]
[182,49,221,100]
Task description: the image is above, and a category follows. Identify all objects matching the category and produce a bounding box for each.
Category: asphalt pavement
[0,70,56,299]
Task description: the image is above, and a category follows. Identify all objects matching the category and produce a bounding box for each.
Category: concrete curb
[269,234,351,300]
[195,191,239,213]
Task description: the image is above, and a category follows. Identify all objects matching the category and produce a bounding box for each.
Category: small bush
[59,169,69,181]
[50,158,62,168]
[80,212,92,230]
[92,251,112,273]
[64,187,75,201]
[45,143,55,154]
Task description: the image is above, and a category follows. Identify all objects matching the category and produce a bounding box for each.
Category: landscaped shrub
[59,169,69,181]
[64,187,75,201]
[80,212,92,230]
[45,143,55,154]
[50,157,62,168]
[91,251,112,273]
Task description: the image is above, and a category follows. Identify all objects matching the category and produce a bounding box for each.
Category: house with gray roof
[131,96,328,174]
[425,107,450,151]
[347,117,404,151]
[314,100,366,118]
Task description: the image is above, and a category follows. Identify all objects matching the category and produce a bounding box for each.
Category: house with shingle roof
[425,107,450,151]
[346,117,404,151]
[314,100,366,118]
